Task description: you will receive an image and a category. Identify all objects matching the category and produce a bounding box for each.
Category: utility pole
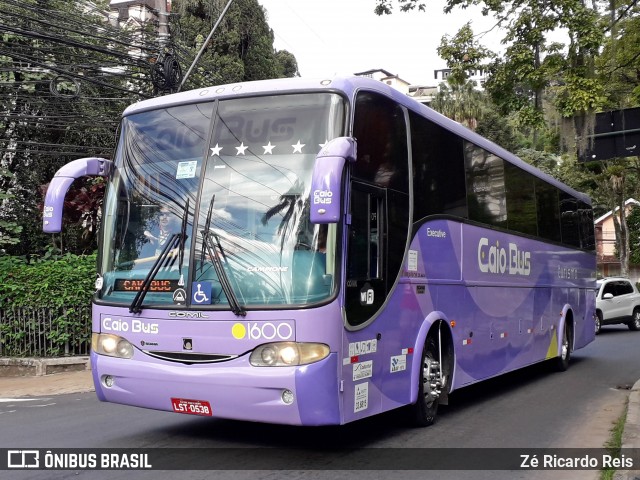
[179,0,234,91]
[157,0,170,47]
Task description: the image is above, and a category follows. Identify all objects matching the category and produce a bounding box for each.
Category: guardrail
[0,306,91,357]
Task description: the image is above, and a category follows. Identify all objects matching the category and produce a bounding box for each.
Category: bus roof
[123,76,590,204]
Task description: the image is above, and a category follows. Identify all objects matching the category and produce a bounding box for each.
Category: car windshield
[98,92,345,310]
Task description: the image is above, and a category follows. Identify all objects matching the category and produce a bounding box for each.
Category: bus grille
[145,351,238,364]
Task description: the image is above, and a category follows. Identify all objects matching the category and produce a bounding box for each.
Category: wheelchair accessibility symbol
[192,282,212,305]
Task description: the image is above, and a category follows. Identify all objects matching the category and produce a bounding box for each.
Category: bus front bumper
[91,351,341,426]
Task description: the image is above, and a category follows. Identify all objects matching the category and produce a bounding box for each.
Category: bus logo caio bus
[313,189,333,205]
[477,238,531,276]
[103,318,159,334]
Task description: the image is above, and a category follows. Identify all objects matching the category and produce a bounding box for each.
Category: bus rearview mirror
[309,137,356,224]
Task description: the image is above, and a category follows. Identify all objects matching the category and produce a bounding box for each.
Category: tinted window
[619,281,634,295]
[535,179,561,243]
[560,193,580,247]
[505,162,537,236]
[465,142,506,228]
[579,200,595,249]
[352,92,409,193]
[409,111,467,220]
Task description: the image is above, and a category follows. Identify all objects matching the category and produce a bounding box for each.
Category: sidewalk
[0,369,94,396]
[0,357,93,396]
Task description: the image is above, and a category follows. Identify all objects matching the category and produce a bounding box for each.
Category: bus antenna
[178,0,234,92]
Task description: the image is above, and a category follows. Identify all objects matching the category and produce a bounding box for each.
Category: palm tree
[431,80,487,130]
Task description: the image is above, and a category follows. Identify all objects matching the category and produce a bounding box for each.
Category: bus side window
[347,187,384,281]
[352,92,408,193]
[348,189,372,279]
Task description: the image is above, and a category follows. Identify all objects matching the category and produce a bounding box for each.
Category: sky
[257,0,505,87]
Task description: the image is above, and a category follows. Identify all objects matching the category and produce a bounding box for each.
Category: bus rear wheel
[411,335,445,427]
[554,321,572,372]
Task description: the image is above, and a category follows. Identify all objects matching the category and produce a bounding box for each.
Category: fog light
[104,375,114,388]
[282,389,294,405]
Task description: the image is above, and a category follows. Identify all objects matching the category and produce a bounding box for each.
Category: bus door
[341,182,387,421]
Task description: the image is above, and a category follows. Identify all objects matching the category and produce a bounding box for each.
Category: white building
[354,69,413,95]
[433,68,487,89]
[108,0,170,46]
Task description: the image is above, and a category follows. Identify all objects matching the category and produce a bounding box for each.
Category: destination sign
[114,279,180,292]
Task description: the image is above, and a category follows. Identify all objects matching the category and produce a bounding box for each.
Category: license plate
[171,397,212,416]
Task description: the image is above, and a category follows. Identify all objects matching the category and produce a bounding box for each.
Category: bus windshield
[98,92,345,309]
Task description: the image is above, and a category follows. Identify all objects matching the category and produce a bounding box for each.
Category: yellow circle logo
[231,323,246,339]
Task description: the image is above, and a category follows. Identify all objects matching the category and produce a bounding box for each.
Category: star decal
[292,140,305,153]
[319,139,329,149]
[263,142,275,154]
[210,144,223,156]
[235,142,248,155]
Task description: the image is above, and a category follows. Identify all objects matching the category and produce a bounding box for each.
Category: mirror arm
[43,157,113,233]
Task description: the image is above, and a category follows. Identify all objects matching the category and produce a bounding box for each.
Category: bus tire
[554,321,571,372]
[411,335,442,427]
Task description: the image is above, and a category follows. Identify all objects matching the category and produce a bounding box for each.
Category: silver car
[595,277,640,334]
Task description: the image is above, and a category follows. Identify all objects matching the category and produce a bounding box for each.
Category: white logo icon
[8,450,40,469]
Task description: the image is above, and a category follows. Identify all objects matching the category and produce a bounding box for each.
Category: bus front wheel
[411,335,444,427]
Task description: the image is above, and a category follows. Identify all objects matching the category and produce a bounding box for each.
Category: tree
[0,0,142,257]
[597,1,640,108]
[628,205,640,266]
[431,23,494,129]
[374,0,606,154]
[0,168,21,249]
[174,0,299,90]
[0,0,299,258]
[431,81,487,129]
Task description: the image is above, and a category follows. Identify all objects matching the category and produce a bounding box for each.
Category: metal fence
[0,306,91,357]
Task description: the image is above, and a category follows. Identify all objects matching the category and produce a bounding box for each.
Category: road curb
[0,356,90,377]
[614,378,640,480]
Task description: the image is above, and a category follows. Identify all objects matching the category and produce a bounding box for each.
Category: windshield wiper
[129,233,180,314]
[129,201,189,314]
[202,196,246,317]
[177,198,190,287]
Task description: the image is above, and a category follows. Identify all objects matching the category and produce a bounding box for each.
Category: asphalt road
[2,324,639,480]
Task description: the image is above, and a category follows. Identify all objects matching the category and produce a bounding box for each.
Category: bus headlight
[92,333,134,359]
[250,342,330,367]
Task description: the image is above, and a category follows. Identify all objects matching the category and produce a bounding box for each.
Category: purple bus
[43,76,596,426]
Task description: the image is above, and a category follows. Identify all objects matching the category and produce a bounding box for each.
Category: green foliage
[375,0,608,153]
[431,81,489,129]
[597,1,640,108]
[0,168,22,247]
[0,0,141,257]
[0,253,96,308]
[553,74,606,117]
[1,0,300,259]
[437,22,494,87]
[175,0,299,89]
[628,207,640,265]
[0,253,95,356]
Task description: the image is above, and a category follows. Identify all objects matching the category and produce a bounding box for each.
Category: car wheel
[595,312,602,335]
[629,308,640,331]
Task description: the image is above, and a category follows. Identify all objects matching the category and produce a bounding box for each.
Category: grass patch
[601,401,627,480]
